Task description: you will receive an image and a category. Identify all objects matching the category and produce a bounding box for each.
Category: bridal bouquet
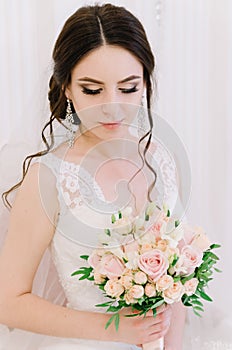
[71,202,221,349]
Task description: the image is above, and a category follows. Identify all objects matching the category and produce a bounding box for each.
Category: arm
[0,163,170,344]
[164,302,186,350]
[0,163,111,340]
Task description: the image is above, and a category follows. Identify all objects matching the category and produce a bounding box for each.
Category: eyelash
[81,86,138,95]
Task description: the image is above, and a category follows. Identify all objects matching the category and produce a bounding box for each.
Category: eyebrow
[77,75,142,84]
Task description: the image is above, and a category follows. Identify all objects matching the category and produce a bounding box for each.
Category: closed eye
[119,85,138,93]
[82,87,103,95]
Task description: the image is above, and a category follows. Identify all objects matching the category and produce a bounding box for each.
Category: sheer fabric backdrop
[0,0,231,345]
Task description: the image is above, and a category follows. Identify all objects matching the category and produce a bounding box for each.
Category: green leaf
[171,256,179,267]
[214,267,222,273]
[191,299,204,307]
[198,290,213,302]
[95,301,112,308]
[151,299,164,309]
[193,306,204,312]
[118,211,122,219]
[87,276,94,281]
[210,244,221,249]
[115,313,120,331]
[193,309,202,317]
[111,214,116,224]
[80,255,89,260]
[105,314,116,330]
[175,220,180,227]
[173,275,181,282]
[207,252,219,261]
[181,273,195,284]
[145,214,149,221]
[124,312,142,318]
[167,209,170,217]
[105,228,111,236]
[107,305,122,313]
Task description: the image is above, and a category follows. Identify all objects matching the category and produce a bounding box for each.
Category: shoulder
[14,160,60,226]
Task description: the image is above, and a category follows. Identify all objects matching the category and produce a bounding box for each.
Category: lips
[99,120,123,129]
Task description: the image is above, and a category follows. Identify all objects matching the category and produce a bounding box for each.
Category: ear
[62,84,72,100]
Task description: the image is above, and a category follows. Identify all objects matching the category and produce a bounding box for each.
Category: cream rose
[156,275,173,292]
[120,274,133,289]
[125,285,144,304]
[134,271,147,285]
[104,279,124,298]
[184,278,198,296]
[156,239,168,252]
[138,249,169,282]
[93,270,106,284]
[163,281,185,304]
[144,283,157,297]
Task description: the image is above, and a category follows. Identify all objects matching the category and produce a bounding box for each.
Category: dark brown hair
[2,3,157,208]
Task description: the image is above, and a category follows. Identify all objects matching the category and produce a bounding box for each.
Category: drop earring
[138,96,147,138]
[65,98,75,148]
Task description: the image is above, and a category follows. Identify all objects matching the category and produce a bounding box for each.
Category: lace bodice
[37,143,178,313]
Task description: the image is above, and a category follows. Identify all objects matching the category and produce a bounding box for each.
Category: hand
[115,304,172,345]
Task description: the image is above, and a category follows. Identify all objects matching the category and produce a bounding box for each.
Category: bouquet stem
[142,337,164,350]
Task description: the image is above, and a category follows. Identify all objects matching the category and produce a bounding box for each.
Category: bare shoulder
[0,162,59,297]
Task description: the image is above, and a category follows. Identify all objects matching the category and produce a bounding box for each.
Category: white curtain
[0,0,231,344]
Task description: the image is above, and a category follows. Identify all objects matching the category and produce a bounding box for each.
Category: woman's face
[65,45,145,140]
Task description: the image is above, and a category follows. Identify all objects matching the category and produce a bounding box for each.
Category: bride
[0,4,187,349]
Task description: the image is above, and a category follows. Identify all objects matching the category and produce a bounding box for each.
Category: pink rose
[88,251,101,269]
[180,245,203,275]
[123,238,139,255]
[144,283,157,297]
[163,281,185,304]
[191,227,211,252]
[98,253,125,279]
[184,278,198,296]
[138,249,169,282]
[104,279,124,298]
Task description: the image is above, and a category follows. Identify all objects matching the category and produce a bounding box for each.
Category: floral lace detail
[58,161,105,210]
[151,142,178,209]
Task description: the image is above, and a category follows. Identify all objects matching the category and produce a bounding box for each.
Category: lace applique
[152,142,178,209]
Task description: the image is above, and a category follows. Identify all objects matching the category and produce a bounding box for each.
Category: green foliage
[105,228,111,236]
[105,313,120,331]
[71,266,93,281]
[80,255,89,261]
[181,243,221,316]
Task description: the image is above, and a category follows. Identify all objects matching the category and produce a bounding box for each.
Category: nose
[101,102,120,120]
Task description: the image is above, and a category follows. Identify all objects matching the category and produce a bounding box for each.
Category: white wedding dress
[0,144,231,350]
